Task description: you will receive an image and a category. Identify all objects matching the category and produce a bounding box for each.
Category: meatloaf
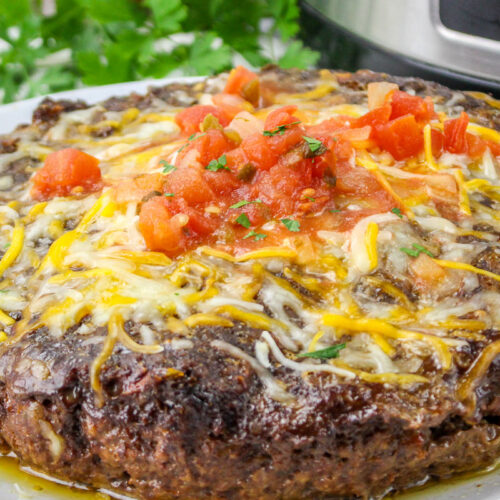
[0,66,499,499]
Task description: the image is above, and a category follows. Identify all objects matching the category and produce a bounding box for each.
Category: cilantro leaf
[206,154,229,172]
[164,193,175,197]
[297,343,346,359]
[230,199,263,209]
[400,243,434,258]
[160,160,177,174]
[243,230,267,241]
[236,213,251,228]
[278,40,320,69]
[305,196,315,202]
[281,218,300,232]
[263,121,301,137]
[329,209,341,213]
[303,136,327,156]
[145,0,187,34]
[391,207,403,218]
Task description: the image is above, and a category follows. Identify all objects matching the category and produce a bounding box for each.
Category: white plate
[0,77,499,500]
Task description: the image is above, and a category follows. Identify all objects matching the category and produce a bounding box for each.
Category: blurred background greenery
[0,0,319,103]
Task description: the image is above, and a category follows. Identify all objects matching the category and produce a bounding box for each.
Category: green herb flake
[329,209,341,213]
[305,196,316,202]
[281,218,300,232]
[391,207,403,218]
[206,154,229,172]
[160,160,177,174]
[263,121,301,137]
[230,199,263,209]
[243,230,267,241]
[0,289,9,294]
[235,213,251,228]
[400,243,434,258]
[4,243,11,249]
[177,132,206,153]
[298,343,346,360]
[302,135,326,155]
[164,192,175,197]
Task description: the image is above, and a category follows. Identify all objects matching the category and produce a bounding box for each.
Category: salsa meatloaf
[0,66,499,500]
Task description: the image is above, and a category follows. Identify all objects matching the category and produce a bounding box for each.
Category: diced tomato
[175,105,230,136]
[266,126,304,157]
[112,173,165,203]
[466,133,487,158]
[305,115,352,142]
[139,197,185,255]
[224,66,258,96]
[354,104,391,130]
[241,133,278,170]
[31,148,101,200]
[182,206,219,236]
[212,93,252,119]
[374,115,424,160]
[487,140,500,156]
[203,169,240,196]
[182,129,235,166]
[264,105,298,131]
[431,129,444,158]
[167,167,215,205]
[444,112,469,154]
[390,91,435,122]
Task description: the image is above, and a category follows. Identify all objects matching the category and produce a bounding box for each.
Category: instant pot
[300,0,500,96]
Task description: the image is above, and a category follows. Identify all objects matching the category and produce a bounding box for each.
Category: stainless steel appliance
[301,0,500,95]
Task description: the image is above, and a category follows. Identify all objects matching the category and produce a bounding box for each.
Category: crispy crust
[0,68,499,499]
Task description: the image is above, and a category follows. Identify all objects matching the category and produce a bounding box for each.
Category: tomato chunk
[224,66,258,96]
[466,133,487,158]
[444,112,469,154]
[31,148,101,200]
[139,197,185,255]
[264,105,298,131]
[374,115,424,160]
[354,104,391,130]
[390,91,435,122]
[175,105,230,136]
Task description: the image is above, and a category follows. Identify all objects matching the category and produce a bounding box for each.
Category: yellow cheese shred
[235,247,297,262]
[423,124,439,171]
[0,221,24,278]
[453,169,472,216]
[365,222,379,272]
[216,305,288,332]
[322,313,452,369]
[434,259,500,283]
[0,309,14,327]
[184,313,234,328]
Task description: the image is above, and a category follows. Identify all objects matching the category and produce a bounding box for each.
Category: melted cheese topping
[0,71,499,408]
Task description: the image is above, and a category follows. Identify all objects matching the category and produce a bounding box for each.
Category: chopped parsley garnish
[302,135,327,156]
[3,243,10,249]
[400,243,434,258]
[0,289,9,294]
[164,193,175,197]
[329,209,341,213]
[298,343,346,359]
[243,230,267,241]
[391,207,403,218]
[263,121,301,137]
[177,132,206,153]
[281,218,300,232]
[230,199,263,209]
[206,154,229,172]
[160,160,177,174]
[235,213,251,228]
[305,196,316,202]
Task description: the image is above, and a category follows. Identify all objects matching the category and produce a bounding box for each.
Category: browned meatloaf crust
[0,67,499,499]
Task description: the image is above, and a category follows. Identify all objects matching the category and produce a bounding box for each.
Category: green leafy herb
[230,199,263,209]
[391,207,403,218]
[305,196,315,202]
[164,192,175,197]
[0,289,9,294]
[236,213,251,228]
[281,218,300,232]
[303,136,326,156]
[243,230,267,241]
[297,343,346,359]
[329,209,341,213]
[263,121,301,137]
[206,154,229,172]
[160,160,177,174]
[400,243,434,258]
[4,243,10,249]
[0,1,319,104]
[177,132,206,152]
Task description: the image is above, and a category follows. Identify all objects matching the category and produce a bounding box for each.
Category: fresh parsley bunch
[0,0,319,103]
